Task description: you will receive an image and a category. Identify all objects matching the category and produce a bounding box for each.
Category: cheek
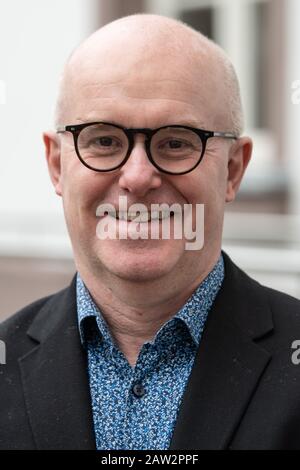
[175,165,227,232]
[61,151,114,208]
[175,169,225,205]
[60,154,116,240]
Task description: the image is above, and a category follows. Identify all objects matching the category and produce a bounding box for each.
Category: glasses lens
[150,127,203,173]
[77,124,129,170]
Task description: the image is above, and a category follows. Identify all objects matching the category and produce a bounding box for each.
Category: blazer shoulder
[222,251,300,340]
[224,250,300,314]
[262,283,300,329]
[263,283,300,309]
[0,285,70,342]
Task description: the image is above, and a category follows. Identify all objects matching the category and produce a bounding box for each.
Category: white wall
[283,0,300,215]
[0,0,97,256]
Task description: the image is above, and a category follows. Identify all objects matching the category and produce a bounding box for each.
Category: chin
[94,238,184,282]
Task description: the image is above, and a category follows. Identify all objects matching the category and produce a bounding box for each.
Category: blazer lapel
[170,253,273,450]
[18,277,96,449]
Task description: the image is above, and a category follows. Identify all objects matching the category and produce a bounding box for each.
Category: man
[1,13,300,450]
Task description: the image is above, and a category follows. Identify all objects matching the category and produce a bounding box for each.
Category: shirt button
[132,383,146,398]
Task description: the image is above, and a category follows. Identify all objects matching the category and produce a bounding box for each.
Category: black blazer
[1,252,300,450]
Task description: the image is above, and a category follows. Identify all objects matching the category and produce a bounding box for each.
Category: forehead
[64,42,224,129]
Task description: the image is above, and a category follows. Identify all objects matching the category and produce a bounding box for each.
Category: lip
[106,210,175,222]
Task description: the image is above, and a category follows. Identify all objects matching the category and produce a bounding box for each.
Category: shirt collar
[173,254,224,344]
[76,274,113,346]
[76,253,224,348]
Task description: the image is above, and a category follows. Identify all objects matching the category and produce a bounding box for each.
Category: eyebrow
[74,119,208,129]
[174,120,207,129]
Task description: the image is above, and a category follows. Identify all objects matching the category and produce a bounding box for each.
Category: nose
[118,134,162,197]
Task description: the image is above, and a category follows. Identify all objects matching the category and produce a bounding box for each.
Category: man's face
[45,37,250,286]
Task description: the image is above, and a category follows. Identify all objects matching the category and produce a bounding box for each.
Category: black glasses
[56,122,238,175]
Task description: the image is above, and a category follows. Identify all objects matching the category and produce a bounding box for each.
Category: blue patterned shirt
[77,254,224,450]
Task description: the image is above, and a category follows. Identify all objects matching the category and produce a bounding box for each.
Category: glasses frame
[56,121,238,175]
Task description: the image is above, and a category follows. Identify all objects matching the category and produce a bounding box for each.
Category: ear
[226,136,252,203]
[43,131,63,196]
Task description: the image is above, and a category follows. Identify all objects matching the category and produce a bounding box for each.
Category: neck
[78,252,220,366]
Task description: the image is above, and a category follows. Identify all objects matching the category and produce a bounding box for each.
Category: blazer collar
[170,251,273,449]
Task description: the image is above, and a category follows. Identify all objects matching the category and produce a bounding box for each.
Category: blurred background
[1,0,300,320]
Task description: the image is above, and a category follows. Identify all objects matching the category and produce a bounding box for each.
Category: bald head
[55,14,244,135]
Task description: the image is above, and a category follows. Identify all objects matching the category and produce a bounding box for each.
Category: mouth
[106,210,175,222]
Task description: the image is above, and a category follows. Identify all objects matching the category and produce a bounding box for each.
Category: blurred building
[1,0,300,319]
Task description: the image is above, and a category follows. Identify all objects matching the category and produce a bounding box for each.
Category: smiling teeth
[109,211,173,221]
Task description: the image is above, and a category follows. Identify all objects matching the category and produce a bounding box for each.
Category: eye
[81,134,125,158]
[91,136,121,148]
[158,138,194,152]
[166,139,187,149]
[96,137,114,146]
